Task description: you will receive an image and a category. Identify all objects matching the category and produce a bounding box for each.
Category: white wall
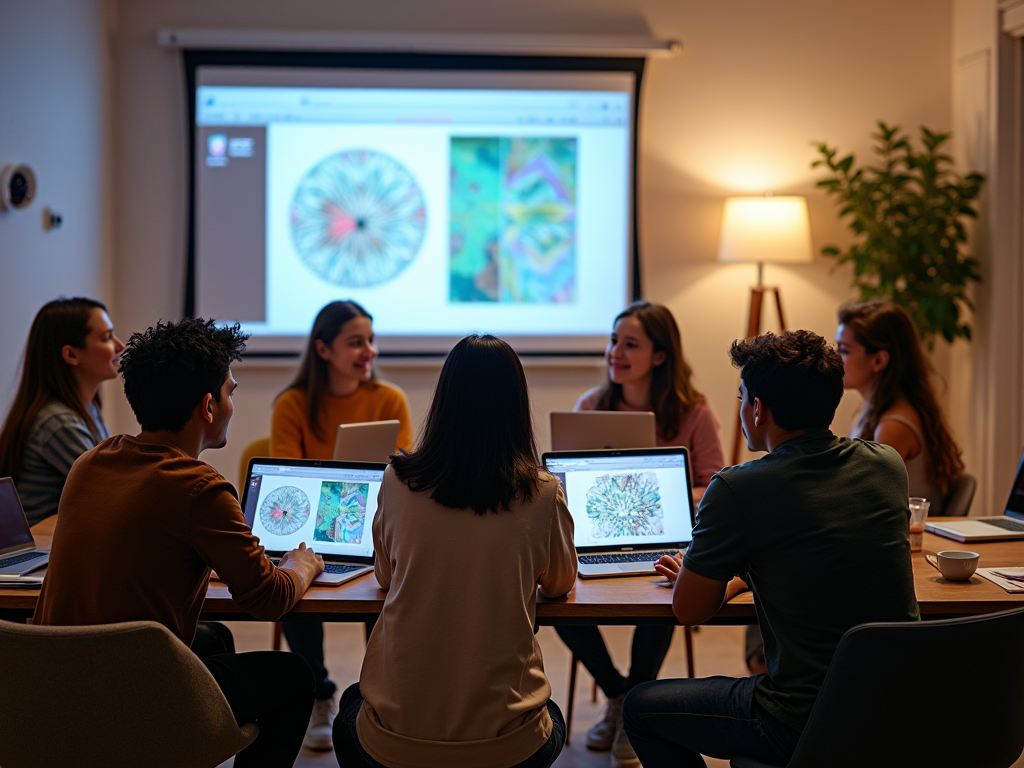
[107,0,953,484]
[0,0,115,414]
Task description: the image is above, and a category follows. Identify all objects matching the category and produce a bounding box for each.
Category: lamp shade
[717,196,813,264]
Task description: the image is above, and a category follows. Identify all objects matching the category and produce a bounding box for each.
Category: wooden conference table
[3,518,1024,624]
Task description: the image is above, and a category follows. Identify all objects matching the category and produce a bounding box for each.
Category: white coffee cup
[925,550,980,581]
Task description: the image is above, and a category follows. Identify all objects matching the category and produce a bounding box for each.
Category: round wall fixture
[0,164,37,211]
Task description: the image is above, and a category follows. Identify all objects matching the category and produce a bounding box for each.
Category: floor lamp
[717,196,813,466]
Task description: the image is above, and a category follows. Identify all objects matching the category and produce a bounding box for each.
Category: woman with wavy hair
[0,297,123,525]
[836,299,964,513]
[558,301,725,767]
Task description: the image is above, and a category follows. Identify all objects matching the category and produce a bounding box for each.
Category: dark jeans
[202,649,315,768]
[622,674,802,768]
[190,621,236,658]
[282,621,336,701]
[333,683,567,768]
[556,624,674,699]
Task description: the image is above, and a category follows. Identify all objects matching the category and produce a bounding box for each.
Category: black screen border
[181,49,645,351]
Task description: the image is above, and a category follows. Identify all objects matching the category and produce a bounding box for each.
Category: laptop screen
[242,461,385,559]
[0,478,33,553]
[1007,448,1024,518]
[544,449,694,550]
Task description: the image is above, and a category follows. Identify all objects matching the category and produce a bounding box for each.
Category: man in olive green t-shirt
[623,330,919,768]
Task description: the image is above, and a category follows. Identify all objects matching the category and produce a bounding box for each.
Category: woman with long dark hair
[332,334,577,768]
[0,297,123,525]
[558,301,725,766]
[836,300,964,513]
[271,299,412,750]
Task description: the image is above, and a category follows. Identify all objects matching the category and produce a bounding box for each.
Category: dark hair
[838,300,964,490]
[0,297,107,481]
[729,330,844,431]
[593,302,705,440]
[391,335,540,514]
[280,301,376,442]
[119,318,248,433]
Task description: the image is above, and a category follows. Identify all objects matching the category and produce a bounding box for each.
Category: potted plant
[813,121,985,345]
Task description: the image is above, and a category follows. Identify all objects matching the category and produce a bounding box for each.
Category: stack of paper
[977,567,1024,593]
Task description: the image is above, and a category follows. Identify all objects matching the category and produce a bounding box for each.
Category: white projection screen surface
[189,60,640,354]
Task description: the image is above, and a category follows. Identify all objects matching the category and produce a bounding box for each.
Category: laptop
[927,447,1024,542]
[550,411,656,452]
[240,457,385,585]
[542,447,696,578]
[333,420,402,462]
[0,477,49,577]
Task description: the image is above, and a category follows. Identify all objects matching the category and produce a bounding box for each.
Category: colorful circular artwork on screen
[290,149,428,287]
[259,486,310,537]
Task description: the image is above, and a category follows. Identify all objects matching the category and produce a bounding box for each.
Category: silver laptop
[543,447,695,578]
[550,411,656,451]
[0,477,49,578]
[241,457,385,585]
[333,420,401,462]
[926,447,1024,542]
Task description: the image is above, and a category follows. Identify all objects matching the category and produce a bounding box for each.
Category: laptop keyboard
[0,551,44,569]
[269,558,363,575]
[323,563,363,575]
[984,518,1024,532]
[579,550,679,565]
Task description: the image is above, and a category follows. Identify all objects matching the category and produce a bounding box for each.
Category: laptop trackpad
[618,563,654,573]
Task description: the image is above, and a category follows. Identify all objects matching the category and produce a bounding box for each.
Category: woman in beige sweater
[333,334,578,768]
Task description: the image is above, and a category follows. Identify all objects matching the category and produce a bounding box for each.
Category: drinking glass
[909,497,930,552]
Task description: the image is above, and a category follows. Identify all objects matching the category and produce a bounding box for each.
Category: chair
[0,619,257,768]
[730,606,1024,768]
[564,625,695,745]
[942,472,978,517]
[238,437,284,651]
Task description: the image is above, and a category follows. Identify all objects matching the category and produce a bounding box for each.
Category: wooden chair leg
[566,654,578,745]
[272,621,283,651]
[591,678,598,702]
[683,625,695,678]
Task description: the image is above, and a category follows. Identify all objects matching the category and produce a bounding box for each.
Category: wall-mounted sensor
[42,207,63,231]
[0,164,37,211]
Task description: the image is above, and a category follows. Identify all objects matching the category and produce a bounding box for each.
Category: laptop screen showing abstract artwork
[241,459,385,561]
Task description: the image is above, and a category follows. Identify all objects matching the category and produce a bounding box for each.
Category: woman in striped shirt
[0,297,123,525]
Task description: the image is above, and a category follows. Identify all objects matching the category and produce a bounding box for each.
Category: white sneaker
[303,696,338,751]
[586,693,624,751]
[611,717,640,768]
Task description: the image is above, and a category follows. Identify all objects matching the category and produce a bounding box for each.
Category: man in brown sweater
[34,317,324,768]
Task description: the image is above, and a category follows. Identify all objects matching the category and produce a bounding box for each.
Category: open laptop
[550,411,656,452]
[241,457,385,585]
[333,420,401,462]
[543,447,695,578]
[927,447,1024,542]
[0,477,49,577]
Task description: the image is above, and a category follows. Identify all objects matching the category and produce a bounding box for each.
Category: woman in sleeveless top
[836,300,964,514]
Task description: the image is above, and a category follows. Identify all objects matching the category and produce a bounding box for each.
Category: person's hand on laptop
[654,552,684,583]
[278,542,325,592]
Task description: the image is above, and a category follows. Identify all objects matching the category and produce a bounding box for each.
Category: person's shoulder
[574,386,603,411]
[274,387,307,411]
[843,435,906,470]
[31,401,83,431]
[367,378,408,403]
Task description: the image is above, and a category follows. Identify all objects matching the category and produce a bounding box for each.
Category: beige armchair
[0,619,257,768]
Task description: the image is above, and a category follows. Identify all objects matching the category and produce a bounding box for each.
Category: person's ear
[314,339,332,361]
[199,392,215,425]
[752,397,764,427]
[61,345,80,367]
[872,350,890,373]
[652,350,667,367]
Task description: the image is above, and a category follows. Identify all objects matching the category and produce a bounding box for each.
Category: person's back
[357,468,575,762]
[696,431,918,728]
[35,434,295,642]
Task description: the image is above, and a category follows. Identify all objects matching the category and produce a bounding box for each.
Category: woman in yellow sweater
[271,299,413,751]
